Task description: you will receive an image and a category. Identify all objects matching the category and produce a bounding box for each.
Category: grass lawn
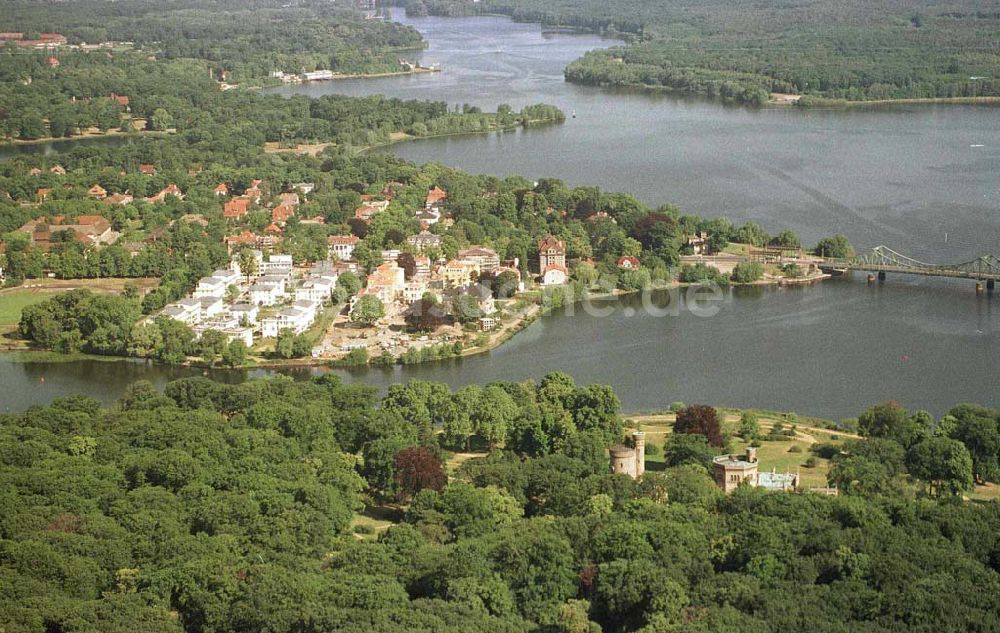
[729,437,832,488]
[349,506,401,541]
[446,451,488,477]
[628,410,845,489]
[0,290,50,331]
[722,242,753,256]
[968,483,1000,503]
[0,278,159,333]
[304,302,340,342]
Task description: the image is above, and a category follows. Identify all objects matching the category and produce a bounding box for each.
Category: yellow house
[440,259,480,288]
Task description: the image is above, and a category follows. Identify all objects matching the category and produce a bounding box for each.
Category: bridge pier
[867,274,875,285]
[976,282,984,295]
[877,271,886,282]
[988,280,996,292]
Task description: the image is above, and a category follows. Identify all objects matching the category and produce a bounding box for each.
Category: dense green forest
[2,0,425,82]
[2,374,999,631]
[406,0,1000,104]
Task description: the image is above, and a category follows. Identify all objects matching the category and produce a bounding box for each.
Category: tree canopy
[3,378,1000,632]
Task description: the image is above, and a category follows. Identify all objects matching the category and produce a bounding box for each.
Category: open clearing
[629,410,844,488]
[0,278,159,334]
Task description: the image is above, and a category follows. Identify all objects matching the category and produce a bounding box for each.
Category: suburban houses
[328,235,360,261]
[6,173,583,364]
[8,165,825,367]
[156,250,336,350]
[15,215,120,249]
[406,230,441,252]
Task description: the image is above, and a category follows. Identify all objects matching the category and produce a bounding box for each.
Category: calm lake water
[272,12,1000,263]
[2,12,998,418]
[0,135,128,160]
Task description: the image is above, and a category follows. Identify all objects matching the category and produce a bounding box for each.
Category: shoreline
[276,67,441,86]
[317,67,441,81]
[561,79,1000,110]
[445,12,999,111]
[772,95,1000,108]
[263,116,564,157]
[0,129,171,148]
[0,275,829,369]
[359,116,564,153]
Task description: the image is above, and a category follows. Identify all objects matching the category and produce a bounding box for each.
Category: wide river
[1,12,997,419]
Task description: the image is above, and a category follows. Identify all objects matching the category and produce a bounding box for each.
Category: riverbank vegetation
[0,0,437,142]
[2,374,1000,631]
[3,0,424,83]
[410,0,1000,105]
[0,278,159,345]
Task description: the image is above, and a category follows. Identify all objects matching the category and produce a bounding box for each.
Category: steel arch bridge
[820,246,1000,282]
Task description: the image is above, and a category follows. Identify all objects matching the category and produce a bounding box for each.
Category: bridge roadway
[819,246,1000,284]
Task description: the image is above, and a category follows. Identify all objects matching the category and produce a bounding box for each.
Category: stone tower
[610,432,646,479]
[632,431,645,478]
[609,445,638,478]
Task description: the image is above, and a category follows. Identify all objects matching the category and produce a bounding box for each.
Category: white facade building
[302,70,334,81]
[328,235,359,261]
[257,274,288,295]
[541,265,568,286]
[199,297,225,319]
[295,278,334,303]
[161,300,200,325]
[194,276,228,298]
[229,303,259,326]
[261,255,293,274]
[223,327,254,348]
[211,268,241,285]
[403,280,428,304]
[249,283,281,306]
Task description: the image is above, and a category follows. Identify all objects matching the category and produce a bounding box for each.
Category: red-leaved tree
[394,446,447,500]
[674,404,724,447]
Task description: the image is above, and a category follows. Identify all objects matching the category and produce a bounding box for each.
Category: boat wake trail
[753,163,910,244]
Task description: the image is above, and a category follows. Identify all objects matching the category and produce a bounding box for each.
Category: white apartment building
[199,297,225,319]
[161,299,200,325]
[261,255,293,274]
[261,305,316,337]
[295,278,335,303]
[194,276,228,298]
[249,283,281,306]
[229,303,259,326]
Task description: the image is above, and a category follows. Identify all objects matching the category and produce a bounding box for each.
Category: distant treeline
[403,0,1000,105]
[2,0,425,82]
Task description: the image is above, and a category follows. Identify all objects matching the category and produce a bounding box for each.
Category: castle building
[712,448,759,493]
[712,447,801,493]
[609,431,646,479]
